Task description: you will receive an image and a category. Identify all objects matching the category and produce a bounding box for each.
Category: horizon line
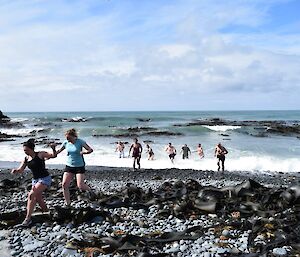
[4,109,300,113]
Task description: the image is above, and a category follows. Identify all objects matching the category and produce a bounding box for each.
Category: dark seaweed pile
[0,168,300,256]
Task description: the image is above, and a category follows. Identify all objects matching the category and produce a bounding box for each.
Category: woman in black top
[11,139,57,226]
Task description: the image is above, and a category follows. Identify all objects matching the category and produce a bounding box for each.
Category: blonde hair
[65,128,77,138]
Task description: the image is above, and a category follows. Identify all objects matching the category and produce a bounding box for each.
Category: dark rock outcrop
[0,132,16,142]
[136,118,151,122]
[0,111,9,120]
[174,118,300,138]
[93,128,183,138]
[0,110,23,128]
[127,127,157,132]
[0,110,10,125]
[141,131,183,136]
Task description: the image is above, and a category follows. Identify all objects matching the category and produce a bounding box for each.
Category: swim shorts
[169,153,176,159]
[217,155,225,161]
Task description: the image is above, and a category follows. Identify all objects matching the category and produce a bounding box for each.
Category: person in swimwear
[115,141,125,158]
[197,143,204,159]
[56,128,94,206]
[214,142,228,171]
[11,139,57,226]
[165,142,177,163]
[129,138,143,170]
[145,144,154,160]
[180,144,191,159]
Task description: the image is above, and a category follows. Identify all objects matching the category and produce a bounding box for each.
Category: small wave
[1,142,299,173]
[0,127,45,136]
[203,125,241,132]
[72,155,300,173]
[61,116,89,122]
[10,117,29,122]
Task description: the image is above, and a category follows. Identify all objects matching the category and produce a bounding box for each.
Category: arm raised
[41,143,57,160]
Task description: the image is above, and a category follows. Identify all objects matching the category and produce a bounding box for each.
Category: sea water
[0,110,300,172]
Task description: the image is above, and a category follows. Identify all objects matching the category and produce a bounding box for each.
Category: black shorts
[64,165,86,174]
[217,155,225,162]
[169,153,176,159]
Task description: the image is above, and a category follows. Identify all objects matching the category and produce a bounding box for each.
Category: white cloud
[159,44,195,58]
[142,75,171,82]
[81,61,137,77]
[0,0,299,111]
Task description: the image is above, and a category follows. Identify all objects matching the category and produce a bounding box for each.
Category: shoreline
[1,165,300,189]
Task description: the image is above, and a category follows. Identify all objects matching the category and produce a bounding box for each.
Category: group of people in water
[116,139,228,171]
[12,128,228,226]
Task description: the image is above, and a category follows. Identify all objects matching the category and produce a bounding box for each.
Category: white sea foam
[203,125,241,132]
[1,143,299,173]
[10,117,29,122]
[61,116,87,122]
[0,127,45,136]
[2,110,300,173]
[51,154,300,173]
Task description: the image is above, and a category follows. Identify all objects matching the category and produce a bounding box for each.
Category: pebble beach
[1,167,300,257]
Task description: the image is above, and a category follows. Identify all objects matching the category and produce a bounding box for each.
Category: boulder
[0,110,10,124]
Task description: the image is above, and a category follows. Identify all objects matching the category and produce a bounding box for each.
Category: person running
[11,139,57,226]
[129,138,143,170]
[115,141,125,158]
[165,143,177,163]
[197,143,204,159]
[180,144,191,159]
[214,142,228,171]
[56,128,93,206]
[145,144,154,160]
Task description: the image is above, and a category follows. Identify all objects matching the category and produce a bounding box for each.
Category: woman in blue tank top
[56,128,93,206]
[11,139,57,226]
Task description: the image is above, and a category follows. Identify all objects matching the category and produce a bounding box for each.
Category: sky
[0,0,300,112]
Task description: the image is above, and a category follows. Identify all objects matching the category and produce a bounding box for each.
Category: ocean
[1,110,300,173]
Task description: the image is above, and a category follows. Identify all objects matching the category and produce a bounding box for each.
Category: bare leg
[35,194,48,212]
[25,183,47,221]
[76,173,90,191]
[217,160,220,171]
[62,172,74,205]
[137,156,141,169]
[133,157,137,170]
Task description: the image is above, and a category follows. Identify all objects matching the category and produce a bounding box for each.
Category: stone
[166,246,180,253]
[273,247,288,256]
[23,241,45,252]
[222,229,230,237]
[52,225,61,232]
[10,250,19,256]
[180,244,188,252]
